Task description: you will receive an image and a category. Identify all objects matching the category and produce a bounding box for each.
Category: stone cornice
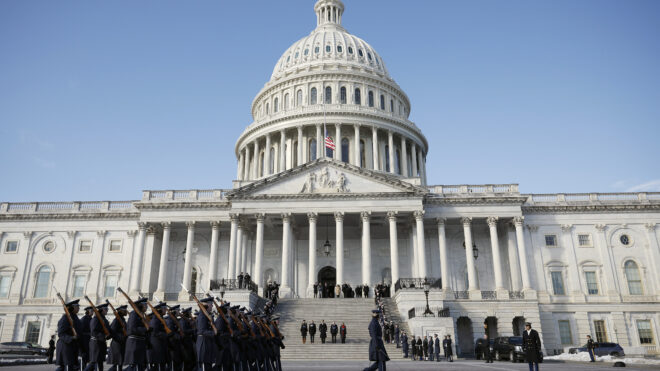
[232,192,422,201]
[522,204,660,214]
[0,212,139,221]
[424,195,528,206]
[133,202,231,211]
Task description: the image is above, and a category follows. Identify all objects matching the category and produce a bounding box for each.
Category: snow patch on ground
[546,352,660,365]
[0,357,47,365]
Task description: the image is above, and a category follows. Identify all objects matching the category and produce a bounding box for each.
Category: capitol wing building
[1,0,659,357]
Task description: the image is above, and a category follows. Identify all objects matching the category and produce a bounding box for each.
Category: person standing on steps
[300,320,308,344]
[340,322,347,343]
[313,282,319,298]
[443,335,453,362]
[423,335,429,361]
[411,334,417,360]
[523,322,541,371]
[428,335,434,361]
[237,272,244,289]
[394,324,400,348]
[309,320,317,343]
[330,322,338,343]
[363,309,389,371]
[47,335,55,364]
[401,332,409,358]
[434,334,441,362]
[319,320,328,344]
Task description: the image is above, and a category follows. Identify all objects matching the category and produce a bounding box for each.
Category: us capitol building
[1,0,658,358]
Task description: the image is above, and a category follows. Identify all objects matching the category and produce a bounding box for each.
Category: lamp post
[463,241,479,260]
[423,278,434,317]
[219,279,226,300]
[323,215,332,256]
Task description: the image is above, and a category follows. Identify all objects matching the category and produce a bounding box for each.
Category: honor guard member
[85,303,113,371]
[319,320,328,344]
[364,309,389,371]
[259,314,276,371]
[248,311,266,371]
[308,320,317,343]
[522,322,541,371]
[227,305,243,370]
[237,307,253,371]
[214,302,233,371]
[434,334,441,362]
[330,322,338,343]
[269,317,285,371]
[401,332,409,358]
[164,304,184,371]
[443,335,453,362]
[55,299,82,371]
[80,306,94,369]
[124,297,149,371]
[179,307,196,371]
[196,297,217,370]
[107,305,127,371]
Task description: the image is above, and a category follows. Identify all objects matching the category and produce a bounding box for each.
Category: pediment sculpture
[300,167,350,194]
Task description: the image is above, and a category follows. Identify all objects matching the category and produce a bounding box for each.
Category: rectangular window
[637,320,654,344]
[103,275,118,298]
[72,275,86,297]
[594,320,608,343]
[108,240,121,252]
[558,320,572,345]
[578,234,592,247]
[25,321,41,344]
[79,240,92,253]
[545,235,557,247]
[0,275,11,298]
[585,272,599,295]
[551,271,565,295]
[5,241,18,253]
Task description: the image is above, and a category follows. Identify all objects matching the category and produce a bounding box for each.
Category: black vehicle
[492,336,544,363]
[474,338,494,360]
[0,342,48,356]
[568,342,625,357]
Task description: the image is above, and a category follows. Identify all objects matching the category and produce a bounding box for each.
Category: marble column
[388,211,399,295]
[254,214,265,291]
[462,217,478,291]
[281,213,291,292]
[487,217,506,291]
[644,223,660,291]
[387,131,395,174]
[244,145,251,180]
[354,124,361,166]
[227,215,238,279]
[180,221,195,299]
[129,222,147,294]
[437,218,450,291]
[237,151,244,180]
[264,134,272,176]
[414,211,427,278]
[307,213,317,296]
[253,140,260,179]
[411,222,418,277]
[400,137,408,177]
[372,126,379,170]
[335,124,342,161]
[419,148,426,184]
[514,216,532,291]
[507,223,522,292]
[316,124,322,160]
[241,229,249,274]
[361,211,372,286]
[411,142,418,177]
[236,223,244,276]
[156,222,171,294]
[297,126,303,166]
[208,221,220,290]
[335,212,345,290]
[279,130,286,172]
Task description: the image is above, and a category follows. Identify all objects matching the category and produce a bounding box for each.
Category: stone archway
[484,316,498,339]
[317,266,336,298]
[457,317,474,356]
[512,316,526,336]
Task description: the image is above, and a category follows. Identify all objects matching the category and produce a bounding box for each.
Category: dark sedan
[568,342,625,357]
[0,342,48,356]
[474,338,494,360]
[492,336,543,363]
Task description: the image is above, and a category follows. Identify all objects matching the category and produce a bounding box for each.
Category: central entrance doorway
[317,266,336,298]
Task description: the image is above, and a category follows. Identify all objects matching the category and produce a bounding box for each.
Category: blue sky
[1,0,659,202]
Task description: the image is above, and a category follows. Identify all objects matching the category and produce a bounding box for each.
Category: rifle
[256,317,275,339]
[238,312,256,338]
[83,296,110,337]
[105,300,127,336]
[227,309,245,332]
[153,295,182,337]
[181,284,217,335]
[116,287,150,330]
[206,294,233,336]
[54,289,78,338]
[270,319,284,340]
[145,300,172,334]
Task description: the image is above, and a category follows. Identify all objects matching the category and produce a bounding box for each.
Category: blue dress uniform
[248,313,266,371]
[164,305,184,371]
[401,334,409,358]
[84,304,113,371]
[80,309,93,369]
[124,298,149,371]
[269,318,285,371]
[148,303,170,370]
[213,302,234,371]
[55,300,82,371]
[364,310,389,371]
[195,298,217,370]
[179,307,196,371]
[107,305,127,371]
[227,307,242,369]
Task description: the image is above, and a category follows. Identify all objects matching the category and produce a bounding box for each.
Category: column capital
[255,213,266,223]
[186,221,196,229]
[96,230,107,238]
[360,211,371,221]
[307,212,318,222]
[297,125,303,132]
[354,123,361,128]
[137,222,148,230]
[595,224,606,232]
[65,230,76,240]
[281,213,292,223]
[387,211,398,221]
[161,222,172,229]
[229,213,240,222]
[436,217,446,226]
[334,211,345,222]
[210,221,221,229]
[487,216,499,227]
[527,225,539,232]
[513,216,525,226]
[126,230,137,238]
[461,216,472,226]
[645,223,657,231]
[334,123,341,129]
[146,225,158,235]
[413,210,425,220]
[560,223,573,232]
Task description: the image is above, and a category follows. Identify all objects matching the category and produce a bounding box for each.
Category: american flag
[324,132,335,150]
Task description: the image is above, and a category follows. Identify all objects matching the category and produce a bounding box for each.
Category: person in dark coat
[164,305,184,371]
[55,299,81,371]
[401,332,409,358]
[434,334,441,362]
[586,335,596,362]
[422,336,429,361]
[237,272,244,289]
[522,322,541,371]
[384,323,390,343]
[483,333,493,363]
[363,309,388,371]
[107,305,127,371]
[84,303,113,371]
[308,320,317,343]
[79,306,93,369]
[179,307,196,371]
[147,302,170,370]
[416,337,423,361]
[124,297,149,371]
[411,334,417,360]
[340,322,347,344]
[47,335,55,364]
[313,282,318,298]
[394,325,400,348]
[300,320,308,344]
[364,285,370,298]
[213,302,233,371]
[330,322,338,343]
[443,335,453,362]
[195,298,216,370]
[319,320,328,344]
[269,318,285,371]
[428,336,434,361]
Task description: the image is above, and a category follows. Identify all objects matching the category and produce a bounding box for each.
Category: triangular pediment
[227,158,427,199]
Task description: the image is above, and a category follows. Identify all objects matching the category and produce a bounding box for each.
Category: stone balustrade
[0,201,137,213]
[525,192,660,204]
[428,184,520,195]
[141,189,230,202]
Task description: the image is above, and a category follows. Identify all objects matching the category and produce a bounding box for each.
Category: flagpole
[322,91,326,158]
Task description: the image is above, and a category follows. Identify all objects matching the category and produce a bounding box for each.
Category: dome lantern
[314,0,344,27]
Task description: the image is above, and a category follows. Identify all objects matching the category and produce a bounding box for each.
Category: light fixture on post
[219,279,226,300]
[323,215,331,256]
[423,278,434,317]
[463,241,479,260]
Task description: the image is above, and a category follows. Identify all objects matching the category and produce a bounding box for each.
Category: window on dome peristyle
[315,46,320,54]
[326,45,331,53]
[341,138,349,163]
[367,52,372,61]
[380,94,385,110]
[390,99,394,112]
[337,45,343,53]
[310,88,317,105]
[358,49,363,57]
[348,46,353,54]
[368,91,374,107]
[274,97,279,113]
[309,139,317,161]
[340,87,346,104]
[354,88,361,105]
[324,87,332,104]
[304,49,309,56]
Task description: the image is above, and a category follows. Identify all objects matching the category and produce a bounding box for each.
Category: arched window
[310,88,317,105]
[296,90,303,106]
[354,88,361,105]
[293,141,298,167]
[324,86,332,104]
[368,91,374,107]
[390,99,394,112]
[259,151,265,177]
[191,268,198,294]
[34,266,51,298]
[309,139,317,161]
[359,140,366,167]
[341,138,349,163]
[274,97,279,113]
[284,93,289,110]
[385,145,390,172]
[266,103,269,114]
[380,94,385,110]
[269,147,275,174]
[395,149,401,174]
[625,260,643,295]
[340,87,347,104]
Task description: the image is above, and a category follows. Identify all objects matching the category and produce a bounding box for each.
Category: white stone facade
[1,0,659,358]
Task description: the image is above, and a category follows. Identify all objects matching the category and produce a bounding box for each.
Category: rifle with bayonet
[105,300,127,336]
[116,287,150,330]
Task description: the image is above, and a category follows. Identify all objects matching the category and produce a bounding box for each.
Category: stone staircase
[275,298,407,360]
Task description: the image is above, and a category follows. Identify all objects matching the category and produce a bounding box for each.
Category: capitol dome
[235,0,429,186]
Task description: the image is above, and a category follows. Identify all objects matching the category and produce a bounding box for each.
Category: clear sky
[1,0,659,202]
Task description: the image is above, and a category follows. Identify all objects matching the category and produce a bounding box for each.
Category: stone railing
[481,291,497,300]
[428,184,519,195]
[394,278,442,292]
[210,278,258,293]
[1,201,137,214]
[453,291,469,300]
[141,189,230,202]
[509,291,524,300]
[525,192,660,204]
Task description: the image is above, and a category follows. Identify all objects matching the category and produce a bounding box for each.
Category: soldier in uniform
[84,303,113,371]
[308,320,316,343]
[433,334,440,362]
[196,297,217,370]
[319,320,327,344]
[363,309,388,371]
[80,306,93,369]
[363,284,370,298]
[124,297,149,371]
[180,307,196,371]
[213,302,233,371]
[55,299,82,371]
[164,305,184,371]
[401,332,408,358]
[394,325,400,348]
[227,305,243,371]
[147,302,171,370]
[300,320,308,344]
[268,317,285,371]
[522,322,541,371]
[330,322,338,343]
[107,305,127,371]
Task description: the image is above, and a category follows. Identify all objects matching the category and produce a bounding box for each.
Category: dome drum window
[348,46,353,54]
[43,241,55,253]
[337,45,343,53]
[304,49,309,56]
[620,234,630,246]
[315,46,320,54]
[325,45,331,53]
[358,49,364,57]
[295,51,299,59]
